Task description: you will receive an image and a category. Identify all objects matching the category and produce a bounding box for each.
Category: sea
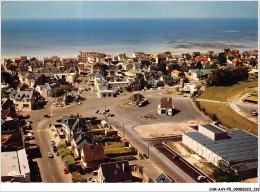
[1,18,258,60]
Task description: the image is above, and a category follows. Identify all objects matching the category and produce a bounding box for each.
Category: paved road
[23,98,72,183]
[197,98,258,119]
[23,87,206,183]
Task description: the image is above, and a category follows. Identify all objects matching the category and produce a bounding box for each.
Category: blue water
[1,18,258,58]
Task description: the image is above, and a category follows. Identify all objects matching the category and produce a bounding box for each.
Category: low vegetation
[104,142,133,154]
[93,135,121,143]
[206,67,249,86]
[199,79,258,101]
[198,102,258,135]
[57,143,76,172]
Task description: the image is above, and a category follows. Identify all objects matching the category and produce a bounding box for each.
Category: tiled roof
[128,93,145,101]
[99,160,132,182]
[161,97,172,108]
[82,144,105,162]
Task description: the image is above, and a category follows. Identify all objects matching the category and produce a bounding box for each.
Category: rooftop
[184,129,258,167]
[1,149,30,177]
[200,124,227,134]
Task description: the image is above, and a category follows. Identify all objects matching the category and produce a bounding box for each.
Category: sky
[1,1,258,19]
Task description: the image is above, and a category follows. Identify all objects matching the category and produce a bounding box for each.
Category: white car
[197,175,206,181]
[78,102,82,105]
[48,152,54,158]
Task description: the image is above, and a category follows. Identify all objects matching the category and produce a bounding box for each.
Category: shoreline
[1,46,258,63]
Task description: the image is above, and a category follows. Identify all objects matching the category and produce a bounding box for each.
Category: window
[23,104,29,108]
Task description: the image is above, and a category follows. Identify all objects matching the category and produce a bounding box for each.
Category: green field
[199,79,258,101]
[198,102,258,135]
[104,142,131,154]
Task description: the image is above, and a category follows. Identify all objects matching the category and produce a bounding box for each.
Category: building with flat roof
[1,149,30,182]
[182,124,258,179]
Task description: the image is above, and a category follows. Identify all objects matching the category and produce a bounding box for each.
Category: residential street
[22,86,210,183]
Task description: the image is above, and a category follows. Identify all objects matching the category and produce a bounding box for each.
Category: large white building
[1,149,31,182]
[182,124,258,179]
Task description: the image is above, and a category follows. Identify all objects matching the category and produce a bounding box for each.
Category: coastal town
[1,48,258,183]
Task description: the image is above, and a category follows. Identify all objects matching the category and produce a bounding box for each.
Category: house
[97,83,114,98]
[183,84,197,94]
[190,69,213,81]
[80,144,106,170]
[10,90,35,111]
[128,93,146,105]
[171,70,185,78]
[97,161,132,183]
[1,149,30,182]
[157,97,174,116]
[222,49,231,55]
[1,118,23,152]
[61,115,88,139]
[155,173,173,183]
[71,130,93,159]
[232,59,243,68]
[35,83,52,97]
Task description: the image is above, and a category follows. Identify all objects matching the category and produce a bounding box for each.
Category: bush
[58,143,67,149]
[94,136,121,143]
[63,155,76,172]
[58,148,71,159]
[72,172,85,183]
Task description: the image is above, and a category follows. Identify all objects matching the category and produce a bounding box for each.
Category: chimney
[122,163,125,172]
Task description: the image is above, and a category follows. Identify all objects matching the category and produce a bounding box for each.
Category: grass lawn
[104,142,131,154]
[88,125,99,130]
[198,102,258,135]
[199,79,258,101]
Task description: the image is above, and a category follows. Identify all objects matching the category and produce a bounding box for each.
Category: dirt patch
[133,120,209,138]
[167,142,216,178]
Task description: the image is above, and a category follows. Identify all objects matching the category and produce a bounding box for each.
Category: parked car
[197,175,206,181]
[251,109,258,116]
[105,108,110,112]
[51,141,55,147]
[110,113,115,117]
[63,168,69,174]
[44,114,50,118]
[172,155,180,160]
[25,115,30,118]
[78,102,82,105]
[56,151,60,156]
[96,110,100,113]
[53,145,57,152]
[48,152,54,158]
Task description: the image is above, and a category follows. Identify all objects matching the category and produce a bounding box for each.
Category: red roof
[195,56,208,62]
[15,58,21,61]
[82,144,105,162]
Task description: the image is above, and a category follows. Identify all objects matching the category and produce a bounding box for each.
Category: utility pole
[105,104,106,121]
[148,144,150,159]
[123,123,125,138]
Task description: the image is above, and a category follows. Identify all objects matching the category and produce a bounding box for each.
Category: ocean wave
[166,40,246,49]
[222,30,239,33]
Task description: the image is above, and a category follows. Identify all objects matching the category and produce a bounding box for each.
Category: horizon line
[2,17,258,20]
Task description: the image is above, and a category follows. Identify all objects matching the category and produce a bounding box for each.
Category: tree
[212,160,241,182]
[158,61,167,74]
[168,63,180,72]
[195,61,203,70]
[63,155,76,172]
[1,71,13,85]
[216,53,227,66]
[139,78,147,89]
[72,172,85,183]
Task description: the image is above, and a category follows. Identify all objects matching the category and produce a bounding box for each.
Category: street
[25,85,209,183]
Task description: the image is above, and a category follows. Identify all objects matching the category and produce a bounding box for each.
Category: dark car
[56,151,60,156]
[53,145,57,152]
[25,115,30,118]
[44,114,50,118]
[172,155,180,160]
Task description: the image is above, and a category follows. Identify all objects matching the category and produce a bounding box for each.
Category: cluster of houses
[2,49,258,110]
